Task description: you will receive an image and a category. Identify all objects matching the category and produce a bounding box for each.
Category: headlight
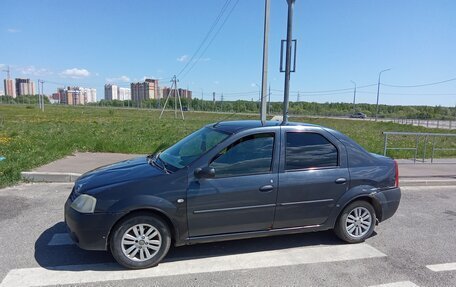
[70,194,97,213]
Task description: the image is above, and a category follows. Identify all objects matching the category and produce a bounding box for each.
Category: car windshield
[159,127,230,170]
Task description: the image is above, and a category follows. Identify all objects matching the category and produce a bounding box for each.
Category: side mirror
[194,167,215,179]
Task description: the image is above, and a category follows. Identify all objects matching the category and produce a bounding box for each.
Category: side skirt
[176,224,331,246]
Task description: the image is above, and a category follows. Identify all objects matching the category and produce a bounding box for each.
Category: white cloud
[17,65,51,76]
[7,28,20,33]
[177,55,189,62]
[106,75,130,83]
[60,68,90,78]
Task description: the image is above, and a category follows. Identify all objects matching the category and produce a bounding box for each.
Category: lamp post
[350,80,357,114]
[282,0,296,124]
[375,68,391,121]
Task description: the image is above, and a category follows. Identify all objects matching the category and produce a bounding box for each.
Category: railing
[383,131,456,163]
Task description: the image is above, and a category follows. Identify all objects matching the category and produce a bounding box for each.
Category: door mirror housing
[194,167,216,179]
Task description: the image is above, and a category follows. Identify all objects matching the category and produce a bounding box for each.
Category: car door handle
[335,178,347,184]
[259,185,274,192]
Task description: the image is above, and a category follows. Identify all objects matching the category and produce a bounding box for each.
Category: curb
[21,172,81,183]
[400,179,456,187]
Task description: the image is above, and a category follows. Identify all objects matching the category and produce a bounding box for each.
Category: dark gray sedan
[65,120,401,269]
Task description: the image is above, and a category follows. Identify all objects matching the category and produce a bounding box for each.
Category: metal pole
[383,133,388,156]
[282,0,295,125]
[260,0,270,124]
[375,68,391,121]
[351,80,356,114]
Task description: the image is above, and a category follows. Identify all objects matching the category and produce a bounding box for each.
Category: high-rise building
[3,79,16,98]
[104,84,118,101]
[15,78,35,96]
[57,86,96,105]
[118,87,131,101]
[131,79,160,103]
[145,79,159,99]
[162,87,192,99]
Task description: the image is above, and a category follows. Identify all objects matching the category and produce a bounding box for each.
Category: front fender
[107,195,188,246]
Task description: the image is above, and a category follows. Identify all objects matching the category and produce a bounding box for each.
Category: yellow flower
[0,136,12,145]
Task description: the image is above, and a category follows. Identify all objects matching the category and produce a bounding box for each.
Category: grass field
[1,105,455,188]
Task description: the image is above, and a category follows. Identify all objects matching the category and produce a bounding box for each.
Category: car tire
[334,200,376,243]
[110,215,171,269]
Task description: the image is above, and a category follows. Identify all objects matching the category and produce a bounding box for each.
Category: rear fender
[324,185,382,228]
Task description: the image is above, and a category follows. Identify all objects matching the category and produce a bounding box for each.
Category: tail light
[394,160,399,187]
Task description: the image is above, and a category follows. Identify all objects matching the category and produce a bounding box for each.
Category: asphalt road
[0,183,455,287]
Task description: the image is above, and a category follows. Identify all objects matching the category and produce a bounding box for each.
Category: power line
[176,0,232,78]
[382,77,456,88]
[179,0,240,80]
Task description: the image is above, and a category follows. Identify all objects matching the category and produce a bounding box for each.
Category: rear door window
[285,132,338,170]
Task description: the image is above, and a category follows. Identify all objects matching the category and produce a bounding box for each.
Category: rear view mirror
[194,167,216,179]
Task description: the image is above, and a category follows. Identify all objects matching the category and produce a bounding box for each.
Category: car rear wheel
[110,215,171,269]
[334,200,376,243]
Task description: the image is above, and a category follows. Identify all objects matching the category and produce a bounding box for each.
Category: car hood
[75,156,166,192]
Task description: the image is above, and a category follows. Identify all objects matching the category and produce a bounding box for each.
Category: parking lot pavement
[0,184,455,287]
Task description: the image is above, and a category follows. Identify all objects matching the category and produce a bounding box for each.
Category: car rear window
[285,132,338,170]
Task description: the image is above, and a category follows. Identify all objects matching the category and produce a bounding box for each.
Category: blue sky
[1,0,455,106]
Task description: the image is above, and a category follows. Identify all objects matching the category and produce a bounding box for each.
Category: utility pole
[159,75,184,120]
[37,79,45,112]
[268,84,271,115]
[212,92,216,111]
[351,80,357,114]
[281,0,296,124]
[375,68,391,121]
[221,93,224,111]
[201,89,204,111]
[260,0,271,124]
[1,65,11,103]
[297,91,300,102]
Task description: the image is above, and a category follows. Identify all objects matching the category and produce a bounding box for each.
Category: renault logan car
[65,120,401,269]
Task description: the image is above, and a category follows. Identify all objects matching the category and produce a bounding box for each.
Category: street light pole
[260,0,270,124]
[282,0,296,124]
[350,80,357,114]
[375,68,391,121]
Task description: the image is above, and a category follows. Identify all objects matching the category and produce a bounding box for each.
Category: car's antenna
[213,112,238,127]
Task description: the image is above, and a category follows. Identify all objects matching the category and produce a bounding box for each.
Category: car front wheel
[110,215,171,269]
[334,201,376,243]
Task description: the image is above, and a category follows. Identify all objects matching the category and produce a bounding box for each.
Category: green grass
[1,105,455,188]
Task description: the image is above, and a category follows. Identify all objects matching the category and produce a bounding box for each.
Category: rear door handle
[335,178,347,184]
[259,185,274,192]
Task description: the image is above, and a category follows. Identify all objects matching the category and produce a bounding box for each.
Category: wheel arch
[335,195,382,227]
[107,208,179,249]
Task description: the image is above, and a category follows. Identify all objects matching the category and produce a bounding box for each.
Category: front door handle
[335,178,347,184]
[259,185,274,192]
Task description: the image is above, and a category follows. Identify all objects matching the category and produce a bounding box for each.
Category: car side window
[209,133,274,178]
[285,132,338,171]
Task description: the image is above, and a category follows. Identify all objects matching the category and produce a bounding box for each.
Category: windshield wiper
[149,152,170,174]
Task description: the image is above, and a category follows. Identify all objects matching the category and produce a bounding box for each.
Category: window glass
[286,132,338,170]
[210,133,274,177]
[160,127,230,169]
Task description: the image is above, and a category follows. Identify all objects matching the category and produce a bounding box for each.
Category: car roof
[210,120,321,133]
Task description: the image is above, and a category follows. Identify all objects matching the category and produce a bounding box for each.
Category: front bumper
[64,199,125,251]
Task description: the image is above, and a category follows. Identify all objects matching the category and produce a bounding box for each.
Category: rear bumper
[375,187,401,222]
[64,199,124,251]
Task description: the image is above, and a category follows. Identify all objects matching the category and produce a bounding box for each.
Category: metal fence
[383,131,456,163]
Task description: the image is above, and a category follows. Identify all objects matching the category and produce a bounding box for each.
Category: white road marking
[47,233,74,246]
[0,243,385,287]
[368,281,419,287]
[426,262,456,272]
